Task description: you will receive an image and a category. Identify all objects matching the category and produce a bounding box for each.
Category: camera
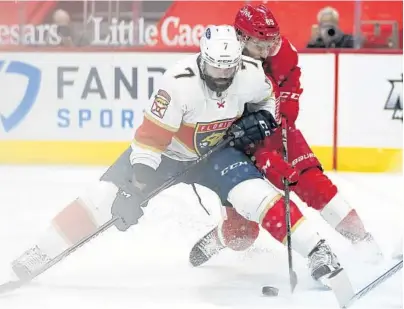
[319,23,342,43]
[326,26,336,37]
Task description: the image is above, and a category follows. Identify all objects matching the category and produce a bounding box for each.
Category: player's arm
[130,76,183,186]
[277,39,303,126]
[111,74,185,231]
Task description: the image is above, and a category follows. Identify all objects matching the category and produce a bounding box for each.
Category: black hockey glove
[227,110,278,151]
[111,164,156,231]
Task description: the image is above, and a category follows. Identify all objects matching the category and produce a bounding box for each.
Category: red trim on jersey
[174,125,195,151]
[134,118,175,152]
[135,118,198,153]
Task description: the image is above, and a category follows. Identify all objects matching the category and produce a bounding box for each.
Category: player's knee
[227,178,281,223]
[293,168,337,211]
[218,211,259,251]
[260,197,304,243]
[224,179,282,250]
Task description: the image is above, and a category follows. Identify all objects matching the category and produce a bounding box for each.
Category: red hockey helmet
[234,4,281,57]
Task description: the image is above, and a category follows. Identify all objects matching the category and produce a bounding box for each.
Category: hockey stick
[0,134,237,294]
[330,259,403,308]
[280,117,298,293]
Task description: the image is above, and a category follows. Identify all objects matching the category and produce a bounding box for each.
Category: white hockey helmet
[199,25,243,93]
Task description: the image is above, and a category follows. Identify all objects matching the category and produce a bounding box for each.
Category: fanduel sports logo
[384,74,403,122]
[0,61,41,132]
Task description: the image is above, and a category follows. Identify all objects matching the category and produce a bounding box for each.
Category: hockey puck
[262,286,279,297]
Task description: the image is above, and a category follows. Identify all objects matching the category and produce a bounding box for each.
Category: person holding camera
[307,7,354,48]
[51,9,75,46]
[51,9,89,47]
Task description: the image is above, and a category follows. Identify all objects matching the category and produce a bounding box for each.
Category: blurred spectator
[52,9,89,46]
[307,7,354,48]
[52,9,74,46]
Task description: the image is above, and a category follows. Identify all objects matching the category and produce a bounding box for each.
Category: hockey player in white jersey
[9,25,341,289]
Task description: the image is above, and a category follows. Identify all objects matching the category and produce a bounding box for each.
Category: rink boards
[0,51,402,172]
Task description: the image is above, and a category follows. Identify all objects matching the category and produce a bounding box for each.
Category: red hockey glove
[279,97,299,126]
[254,147,299,185]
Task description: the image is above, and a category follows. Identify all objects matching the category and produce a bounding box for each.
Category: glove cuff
[133,163,157,186]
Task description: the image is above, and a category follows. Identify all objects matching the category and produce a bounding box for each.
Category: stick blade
[290,270,298,293]
[0,278,30,295]
[328,268,355,308]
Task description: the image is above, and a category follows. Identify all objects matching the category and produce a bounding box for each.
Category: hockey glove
[228,110,278,151]
[111,164,156,231]
[254,148,299,186]
[280,99,299,127]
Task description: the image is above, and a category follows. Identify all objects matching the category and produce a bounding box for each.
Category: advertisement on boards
[0,51,401,171]
[0,53,188,142]
[0,52,334,145]
[0,51,335,166]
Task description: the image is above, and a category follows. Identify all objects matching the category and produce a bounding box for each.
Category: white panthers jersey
[130,53,277,169]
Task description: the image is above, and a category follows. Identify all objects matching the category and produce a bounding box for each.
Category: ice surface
[0,166,402,309]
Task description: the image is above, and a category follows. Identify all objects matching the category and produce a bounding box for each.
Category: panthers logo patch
[193,119,234,156]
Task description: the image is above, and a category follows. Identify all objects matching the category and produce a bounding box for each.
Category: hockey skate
[189,226,226,267]
[308,239,342,288]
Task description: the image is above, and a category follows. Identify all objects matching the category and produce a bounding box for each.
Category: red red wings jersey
[262,37,303,113]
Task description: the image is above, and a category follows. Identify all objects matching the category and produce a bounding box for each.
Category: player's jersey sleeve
[265,38,302,123]
[241,57,279,123]
[130,75,183,169]
[277,39,302,94]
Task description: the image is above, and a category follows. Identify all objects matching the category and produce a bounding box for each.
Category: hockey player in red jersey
[190,4,381,268]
